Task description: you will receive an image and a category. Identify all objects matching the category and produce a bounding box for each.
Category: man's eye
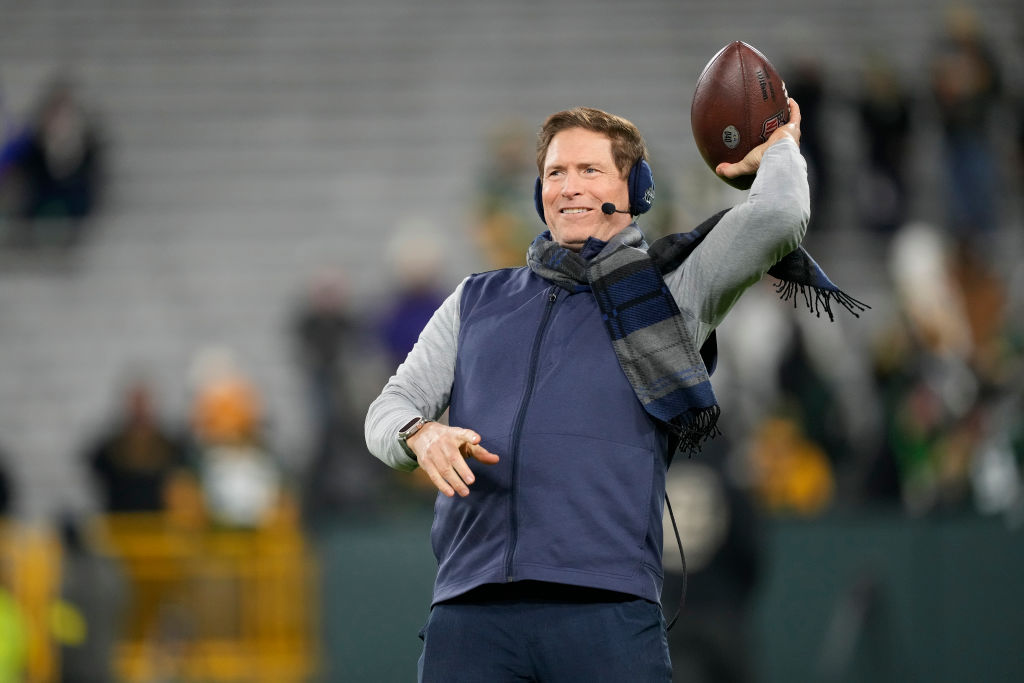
[547,170,563,178]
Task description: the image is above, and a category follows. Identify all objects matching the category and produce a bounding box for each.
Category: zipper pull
[548,290,557,303]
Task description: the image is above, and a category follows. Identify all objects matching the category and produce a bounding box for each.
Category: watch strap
[397,416,433,460]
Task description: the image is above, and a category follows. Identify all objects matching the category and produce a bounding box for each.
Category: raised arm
[666,99,809,346]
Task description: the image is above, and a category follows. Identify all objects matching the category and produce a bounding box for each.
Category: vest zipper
[505,286,559,581]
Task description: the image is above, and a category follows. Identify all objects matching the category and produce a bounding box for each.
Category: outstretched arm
[364,277,499,497]
[365,280,465,471]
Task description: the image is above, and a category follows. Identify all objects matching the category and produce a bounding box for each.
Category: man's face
[541,127,632,251]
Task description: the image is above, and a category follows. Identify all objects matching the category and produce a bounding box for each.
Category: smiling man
[539,125,634,249]
[366,102,808,682]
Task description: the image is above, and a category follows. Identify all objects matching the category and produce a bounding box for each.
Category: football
[690,41,789,190]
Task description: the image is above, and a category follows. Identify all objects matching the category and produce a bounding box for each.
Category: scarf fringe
[672,405,722,456]
[774,280,870,322]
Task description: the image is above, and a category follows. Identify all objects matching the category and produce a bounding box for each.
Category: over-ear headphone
[533,158,655,225]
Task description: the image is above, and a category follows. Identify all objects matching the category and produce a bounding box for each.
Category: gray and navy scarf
[527,209,867,454]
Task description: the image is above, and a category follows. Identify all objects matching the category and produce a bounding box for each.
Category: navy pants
[418,592,671,682]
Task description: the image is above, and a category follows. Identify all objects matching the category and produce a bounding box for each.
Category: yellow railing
[0,514,319,683]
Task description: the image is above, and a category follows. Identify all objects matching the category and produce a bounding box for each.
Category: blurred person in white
[187,346,293,529]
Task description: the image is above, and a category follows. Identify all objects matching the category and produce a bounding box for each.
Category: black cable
[664,492,687,631]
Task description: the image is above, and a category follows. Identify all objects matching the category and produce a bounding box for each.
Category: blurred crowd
[723,3,1023,524]
[0,2,1021,681]
[0,3,1016,528]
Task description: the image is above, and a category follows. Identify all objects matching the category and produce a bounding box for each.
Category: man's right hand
[407,422,500,498]
[716,97,802,182]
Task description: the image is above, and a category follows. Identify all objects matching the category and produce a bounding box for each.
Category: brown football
[691,41,789,190]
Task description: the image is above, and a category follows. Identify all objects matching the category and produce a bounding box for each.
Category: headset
[533,158,655,224]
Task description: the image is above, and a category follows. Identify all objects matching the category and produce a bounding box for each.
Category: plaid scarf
[527,209,867,454]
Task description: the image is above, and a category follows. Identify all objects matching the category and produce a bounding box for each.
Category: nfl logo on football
[721,125,740,150]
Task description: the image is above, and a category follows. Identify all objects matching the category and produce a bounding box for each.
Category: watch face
[399,417,423,435]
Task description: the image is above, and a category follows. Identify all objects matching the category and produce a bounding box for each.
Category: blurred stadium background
[0,0,1021,681]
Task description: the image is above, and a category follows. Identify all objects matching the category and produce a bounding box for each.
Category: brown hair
[536,107,648,177]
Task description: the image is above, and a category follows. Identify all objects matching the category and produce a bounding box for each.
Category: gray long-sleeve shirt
[366,139,809,470]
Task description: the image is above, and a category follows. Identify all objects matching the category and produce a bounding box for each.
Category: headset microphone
[601,202,631,215]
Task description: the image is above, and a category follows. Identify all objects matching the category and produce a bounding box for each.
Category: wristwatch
[397,416,433,459]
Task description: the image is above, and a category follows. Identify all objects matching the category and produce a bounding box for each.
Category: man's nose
[560,174,582,196]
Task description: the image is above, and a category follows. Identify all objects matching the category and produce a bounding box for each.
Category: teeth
[561,208,588,214]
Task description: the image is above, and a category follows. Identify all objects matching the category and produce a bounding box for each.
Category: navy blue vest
[432,266,671,605]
